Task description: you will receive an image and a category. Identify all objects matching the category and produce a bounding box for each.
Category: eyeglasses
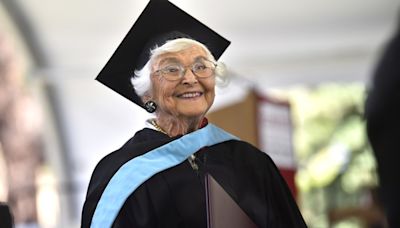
[152,59,217,81]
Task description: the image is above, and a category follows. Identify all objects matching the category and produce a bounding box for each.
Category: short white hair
[131,38,228,97]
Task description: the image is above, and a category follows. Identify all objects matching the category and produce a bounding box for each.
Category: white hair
[131,38,228,98]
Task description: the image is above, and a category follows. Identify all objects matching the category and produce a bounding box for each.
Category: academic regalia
[82,0,307,227]
[81,126,307,227]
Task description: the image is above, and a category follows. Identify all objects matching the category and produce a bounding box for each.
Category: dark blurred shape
[365,13,400,228]
[0,202,13,228]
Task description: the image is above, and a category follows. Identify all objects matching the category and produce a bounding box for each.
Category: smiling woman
[81,1,307,227]
[139,42,218,136]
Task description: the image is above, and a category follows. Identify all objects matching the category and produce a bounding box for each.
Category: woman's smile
[176,91,203,99]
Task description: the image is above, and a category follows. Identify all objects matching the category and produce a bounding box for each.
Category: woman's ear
[142,89,157,103]
[141,91,152,103]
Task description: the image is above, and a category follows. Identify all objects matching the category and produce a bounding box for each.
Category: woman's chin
[176,108,207,119]
[173,101,209,118]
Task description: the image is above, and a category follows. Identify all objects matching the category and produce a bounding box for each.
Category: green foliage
[285,83,378,227]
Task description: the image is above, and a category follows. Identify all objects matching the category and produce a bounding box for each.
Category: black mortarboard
[96,0,231,108]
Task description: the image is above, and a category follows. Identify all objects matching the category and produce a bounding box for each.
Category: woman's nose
[181,69,198,84]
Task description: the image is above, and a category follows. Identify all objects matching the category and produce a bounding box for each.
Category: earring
[144,101,157,113]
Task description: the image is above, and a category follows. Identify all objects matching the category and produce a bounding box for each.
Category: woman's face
[150,45,216,119]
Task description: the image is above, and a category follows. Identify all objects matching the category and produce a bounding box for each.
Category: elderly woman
[81,1,306,228]
[133,38,223,137]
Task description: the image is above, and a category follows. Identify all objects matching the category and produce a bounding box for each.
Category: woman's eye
[165,66,180,73]
[193,64,207,71]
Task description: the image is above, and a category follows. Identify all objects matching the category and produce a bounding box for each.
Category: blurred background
[1,0,399,227]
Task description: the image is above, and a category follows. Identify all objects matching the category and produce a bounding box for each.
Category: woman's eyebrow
[157,55,208,66]
[158,57,180,65]
[194,56,207,61]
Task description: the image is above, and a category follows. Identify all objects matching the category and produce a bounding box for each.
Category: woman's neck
[155,114,203,137]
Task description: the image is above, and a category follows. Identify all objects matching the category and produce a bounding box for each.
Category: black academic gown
[81,128,307,228]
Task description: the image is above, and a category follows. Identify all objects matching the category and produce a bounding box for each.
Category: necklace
[150,119,198,171]
[150,119,168,135]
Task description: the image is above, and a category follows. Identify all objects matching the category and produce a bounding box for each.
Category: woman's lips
[176,92,203,98]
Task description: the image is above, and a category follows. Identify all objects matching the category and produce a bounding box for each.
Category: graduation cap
[96,0,231,109]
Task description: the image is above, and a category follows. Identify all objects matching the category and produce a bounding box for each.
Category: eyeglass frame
[151,59,218,81]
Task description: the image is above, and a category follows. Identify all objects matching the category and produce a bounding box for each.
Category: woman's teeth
[178,92,202,98]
